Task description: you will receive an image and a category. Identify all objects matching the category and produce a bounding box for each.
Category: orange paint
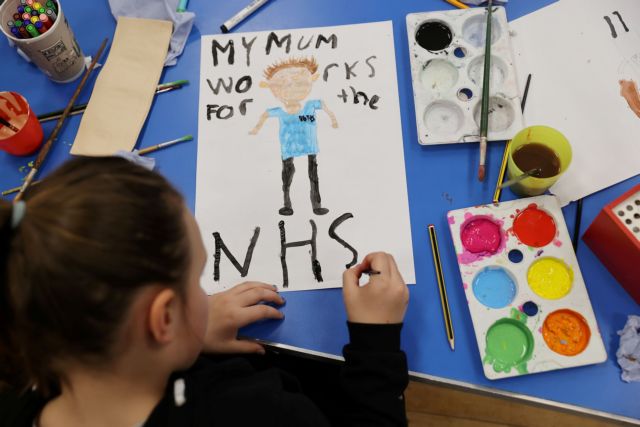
[542,309,590,356]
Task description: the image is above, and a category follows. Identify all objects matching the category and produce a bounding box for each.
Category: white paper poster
[195,21,415,293]
[511,0,640,206]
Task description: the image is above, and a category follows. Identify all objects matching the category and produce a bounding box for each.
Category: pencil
[15,38,109,202]
[478,0,493,182]
[428,224,455,351]
[443,0,469,9]
[492,73,532,204]
[37,80,189,123]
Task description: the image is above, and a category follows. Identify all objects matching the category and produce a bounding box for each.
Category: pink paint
[463,282,469,290]
[553,239,562,247]
[448,216,456,225]
[538,327,543,334]
[458,215,507,265]
[518,304,524,312]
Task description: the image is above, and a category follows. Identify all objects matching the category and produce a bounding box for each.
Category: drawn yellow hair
[263,57,318,80]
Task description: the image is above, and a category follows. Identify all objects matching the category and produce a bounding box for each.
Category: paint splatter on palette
[406,7,524,145]
[447,195,606,380]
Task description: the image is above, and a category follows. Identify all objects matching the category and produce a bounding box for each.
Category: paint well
[484,318,533,374]
[527,257,573,299]
[423,101,464,136]
[415,21,453,52]
[461,216,502,254]
[468,55,508,89]
[472,266,517,309]
[522,301,538,316]
[542,309,591,356]
[461,14,502,48]
[472,96,515,132]
[513,205,556,247]
[419,59,459,93]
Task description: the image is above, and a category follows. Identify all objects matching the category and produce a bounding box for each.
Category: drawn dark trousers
[281,155,322,209]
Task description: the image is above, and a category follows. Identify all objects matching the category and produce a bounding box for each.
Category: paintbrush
[478,0,493,182]
[37,80,189,123]
[137,134,193,155]
[493,74,532,204]
[15,38,109,202]
[0,117,19,133]
[3,135,193,197]
[497,168,541,189]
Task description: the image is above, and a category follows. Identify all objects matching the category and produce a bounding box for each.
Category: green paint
[484,318,534,374]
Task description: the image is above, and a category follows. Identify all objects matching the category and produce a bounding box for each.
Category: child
[250,57,338,216]
[0,157,410,426]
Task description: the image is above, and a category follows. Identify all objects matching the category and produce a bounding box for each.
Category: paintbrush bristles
[478,0,493,182]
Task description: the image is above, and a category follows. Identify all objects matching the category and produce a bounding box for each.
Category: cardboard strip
[71,17,172,156]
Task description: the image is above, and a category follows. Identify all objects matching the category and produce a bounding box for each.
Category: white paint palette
[447,195,606,380]
[406,7,524,145]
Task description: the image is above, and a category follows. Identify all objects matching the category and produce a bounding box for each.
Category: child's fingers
[237,287,284,307]
[231,281,277,295]
[342,262,369,293]
[227,339,266,355]
[238,304,284,326]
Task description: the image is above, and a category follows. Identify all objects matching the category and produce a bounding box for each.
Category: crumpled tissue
[617,315,640,383]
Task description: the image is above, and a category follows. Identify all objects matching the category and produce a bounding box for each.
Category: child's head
[0,157,208,396]
[260,57,319,104]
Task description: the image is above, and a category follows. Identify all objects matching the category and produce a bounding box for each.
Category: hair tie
[11,201,26,229]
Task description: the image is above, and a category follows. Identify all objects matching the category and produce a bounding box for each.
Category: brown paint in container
[512,143,561,179]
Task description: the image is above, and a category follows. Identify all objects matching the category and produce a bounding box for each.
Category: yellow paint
[527,258,573,299]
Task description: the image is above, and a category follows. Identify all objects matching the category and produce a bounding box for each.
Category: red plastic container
[583,185,640,305]
[0,92,44,156]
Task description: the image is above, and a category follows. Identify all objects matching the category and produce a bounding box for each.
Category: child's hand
[203,282,284,354]
[342,252,409,324]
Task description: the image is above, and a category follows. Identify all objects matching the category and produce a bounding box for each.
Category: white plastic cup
[0,0,85,83]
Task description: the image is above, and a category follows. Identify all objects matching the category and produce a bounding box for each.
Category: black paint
[415,21,453,52]
[279,220,323,288]
[316,34,338,49]
[212,227,261,281]
[207,77,233,95]
[242,36,257,66]
[323,63,339,82]
[298,35,313,50]
[328,213,358,269]
[613,11,629,32]
[266,32,292,54]
[212,39,234,66]
[345,61,358,79]
[337,86,380,110]
[604,15,617,38]
[239,99,253,115]
[365,55,377,77]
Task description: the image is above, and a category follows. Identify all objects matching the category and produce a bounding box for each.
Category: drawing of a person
[249,57,338,216]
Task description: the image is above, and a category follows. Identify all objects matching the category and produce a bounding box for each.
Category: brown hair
[0,157,190,397]
[263,57,318,80]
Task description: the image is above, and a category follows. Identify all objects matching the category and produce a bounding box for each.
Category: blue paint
[508,249,524,263]
[472,267,517,309]
[522,301,538,316]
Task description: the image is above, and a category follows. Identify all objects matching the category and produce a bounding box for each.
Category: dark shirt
[0,322,408,426]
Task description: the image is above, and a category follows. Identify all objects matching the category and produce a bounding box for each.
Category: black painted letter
[212,227,261,281]
[266,32,292,55]
[212,39,234,66]
[328,213,358,269]
[279,220,323,288]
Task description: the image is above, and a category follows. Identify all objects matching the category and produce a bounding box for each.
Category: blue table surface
[1,0,639,421]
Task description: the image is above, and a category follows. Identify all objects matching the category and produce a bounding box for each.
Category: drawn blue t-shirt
[267,99,322,160]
